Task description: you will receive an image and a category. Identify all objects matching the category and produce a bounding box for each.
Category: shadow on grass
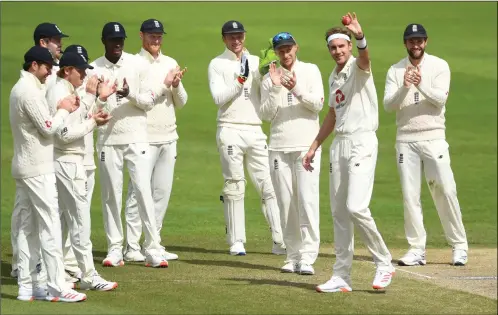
[1,261,17,286]
[222,277,386,294]
[182,259,281,271]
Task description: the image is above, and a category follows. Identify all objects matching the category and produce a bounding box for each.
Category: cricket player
[124,19,187,262]
[303,13,395,292]
[46,51,119,291]
[59,44,94,282]
[383,23,468,266]
[90,21,168,268]
[10,22,69,279]
[208,20,285,256]
[10,45,86,302]
[260,32,324,275]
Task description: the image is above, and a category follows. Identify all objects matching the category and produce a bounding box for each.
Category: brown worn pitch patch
[353,247,497,300]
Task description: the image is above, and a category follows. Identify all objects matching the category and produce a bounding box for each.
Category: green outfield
[1,1,497,314]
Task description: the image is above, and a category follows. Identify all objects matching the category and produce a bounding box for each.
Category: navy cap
[102,22,127,39]
[59,52,94,70]
[24,46,58,66]
[34,23,69,44]
[221,20,245,35]
[64,44,89,60]
[404,23,428,40]
[140,19,166,34]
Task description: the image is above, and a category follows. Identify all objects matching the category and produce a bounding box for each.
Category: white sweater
[383,53,450,142]
[9,70,69,179]
[46,77,100,163]
[208,48,262,130]
[260,60,324,151]
[89,52,159,146]
[136,48,188,144]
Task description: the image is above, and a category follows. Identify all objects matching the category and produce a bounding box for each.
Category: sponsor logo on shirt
[335,89,346,109]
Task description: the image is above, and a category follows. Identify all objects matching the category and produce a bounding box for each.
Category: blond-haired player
[303,13,395,293]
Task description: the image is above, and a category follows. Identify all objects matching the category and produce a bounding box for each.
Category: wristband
[356,36,367,50]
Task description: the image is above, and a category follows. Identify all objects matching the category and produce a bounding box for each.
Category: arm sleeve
[383,66,410,112]
[290,64,324,113]
[23,97,69,138]
[259,77,282,121]
[172,82,188,109]
[57,117,97,144]
[127,64,156,111]
[416,61,451,108]
[79,91,97,113]
[208,61,243,107]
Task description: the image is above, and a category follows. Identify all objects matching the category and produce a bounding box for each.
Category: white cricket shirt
[136,48,188,144]
[260,59,324,151]
[10,70,69,179]
[89,52,158,146]
[208,48,263,131]
[383,53,450,142]
[46,77,99,163]
[329,56,379,137]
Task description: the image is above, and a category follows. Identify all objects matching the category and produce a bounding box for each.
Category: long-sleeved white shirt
[46,77,101,163]
[208,48,262,130]
[329,56,379,136]
[10,70,69,179]
[89,52,159,146]
[260,59,324,151]
[136,48,188,144]
[76,83,97,170]
[383,53,450,142]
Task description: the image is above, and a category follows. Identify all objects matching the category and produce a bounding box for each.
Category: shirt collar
[20,70,43,90]
[222,47,250,61]
[103,53,126,68]
[333,55,355,78]
[139,47,162,63]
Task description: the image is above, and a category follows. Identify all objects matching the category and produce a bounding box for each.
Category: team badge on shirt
[335,89,346,109]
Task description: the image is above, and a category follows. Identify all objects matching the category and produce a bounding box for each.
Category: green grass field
[1,1,497,314]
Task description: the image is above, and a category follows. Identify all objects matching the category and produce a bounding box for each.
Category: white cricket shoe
[229,241,246,256]
[372,266,395,290]
[124,249,145,262]
[298,262,315,275]
[33,286,49,300]
[272,243,286,255]
[316,276,352,293]
[160,248,179,261]
[145,253,168,268]
[17,285,35,301]
[280,262,298,273]
[47,289,87,302]
[80,274,118,291]
[398,251,427,266]
[452,249,468,266]
[102,249,124,267]
[10,269,18,278]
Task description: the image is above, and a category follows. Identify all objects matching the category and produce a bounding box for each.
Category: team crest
[232,22,238,29]
[412,25,418,32]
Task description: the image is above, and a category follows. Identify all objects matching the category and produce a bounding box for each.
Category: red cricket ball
[342,16,352,26]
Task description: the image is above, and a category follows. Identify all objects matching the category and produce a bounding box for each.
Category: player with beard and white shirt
[383,23,468,267]
[208,20,285,256]
[124,19,186,263]
[10,22,69,280]
[303,13,395,293]
[90,21,168,268]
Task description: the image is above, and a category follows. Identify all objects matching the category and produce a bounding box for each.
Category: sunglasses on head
[272,32,294,47]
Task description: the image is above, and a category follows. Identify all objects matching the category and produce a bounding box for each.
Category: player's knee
[222,179,245,201]
[260,177,276,200]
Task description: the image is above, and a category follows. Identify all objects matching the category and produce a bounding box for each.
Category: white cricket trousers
[55,160,96,283]
[269,149,321,265]
[395,139,468,252]
[330,132,392,278]
[125,141,177,251]
[97,143,162,256]
[63,168,95,275]
[216,126,283,246]
[14,173,67,294]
